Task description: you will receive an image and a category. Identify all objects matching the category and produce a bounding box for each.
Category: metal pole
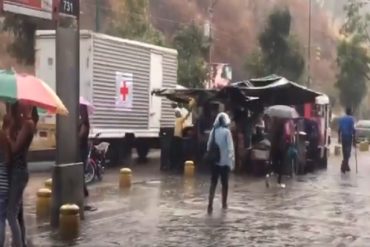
[51,0,84,227]
[208,0,218,88]
[307,0,312,87]
[208,0,213,89]
[95,0,100,32]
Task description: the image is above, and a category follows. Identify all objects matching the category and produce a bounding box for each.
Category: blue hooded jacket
[207,112,235,170]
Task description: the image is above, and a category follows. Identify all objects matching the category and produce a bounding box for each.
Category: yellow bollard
[44,178,52,190]
[334,145,341,156]
[36,188,52,220]
[184,161,195,177]
[119,168,132,189]
[184,177,195,198]
[59,204,80,240]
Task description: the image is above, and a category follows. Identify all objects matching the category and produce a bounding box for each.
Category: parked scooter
[85,133,110,184]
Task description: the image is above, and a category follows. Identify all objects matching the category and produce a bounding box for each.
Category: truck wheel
[136,140,150,163]
[106,141,119,166]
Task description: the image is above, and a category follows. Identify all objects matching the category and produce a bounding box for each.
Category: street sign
[2,0,53,19]
[58,0,78,18]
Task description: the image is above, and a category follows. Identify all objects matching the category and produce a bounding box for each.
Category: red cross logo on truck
[120,80,129,101]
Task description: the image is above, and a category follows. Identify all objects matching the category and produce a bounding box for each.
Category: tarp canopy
[152,75,322,109]
[151,88,218,105]
[235,77,321,106]
[151,86,261,109]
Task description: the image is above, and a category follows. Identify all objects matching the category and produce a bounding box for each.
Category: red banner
[2,0,53,19]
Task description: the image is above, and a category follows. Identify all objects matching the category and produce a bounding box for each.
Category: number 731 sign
[58,0,79,18]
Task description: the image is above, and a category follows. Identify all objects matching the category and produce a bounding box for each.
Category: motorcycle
[85,133,110,184]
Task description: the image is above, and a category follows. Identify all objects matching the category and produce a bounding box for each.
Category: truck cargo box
[35,30,177,137]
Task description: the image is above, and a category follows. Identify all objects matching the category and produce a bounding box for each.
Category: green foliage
[2,14,37,65]
[341,0,370,42]
[336,0,370,111]
[109,0,165,46]
[336,38,370,110]
[244,50,265,78]
[244,8,305,82]
[173,23,209,88]
[2,13,53,65]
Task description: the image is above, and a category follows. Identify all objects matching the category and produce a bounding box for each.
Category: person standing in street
[171,98,195,172]
[207,112,234,214]
[270,118,290,186]
[0,109,10,246]
[79,105,96,211]
[338,107,356,173]
[5,103,38,247]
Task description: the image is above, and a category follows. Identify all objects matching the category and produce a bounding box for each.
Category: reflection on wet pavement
[27,153,370,246]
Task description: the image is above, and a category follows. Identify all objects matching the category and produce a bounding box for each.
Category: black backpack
[204,128,221,164]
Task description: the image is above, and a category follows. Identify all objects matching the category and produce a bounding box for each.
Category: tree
[2,14,52,65]
[336,38,370,110]
[244,8,305,82]
[336,0,370,111]
[173,23,209,88]
[109,0,165,46]
[341,0,370,43]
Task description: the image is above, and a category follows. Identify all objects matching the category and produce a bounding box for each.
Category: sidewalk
[27,150,161,173]
[21,154,164,246]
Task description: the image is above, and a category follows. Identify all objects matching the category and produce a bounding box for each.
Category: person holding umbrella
[0,70,68,246]
[79,99,97,211]
[1,102,38,247]
[0,105,10,246]
[265,105,298,187]
[338,107,356,173]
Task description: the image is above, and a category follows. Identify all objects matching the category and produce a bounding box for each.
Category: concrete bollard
[44,178,52,190]
[36,188,52,220]
[184,161,195,177]
[119,168,132,189]
[59,204,80,240]
[334,145,341,156]
[360,141,369,152]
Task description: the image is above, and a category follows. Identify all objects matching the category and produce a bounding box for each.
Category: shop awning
[235,77,321,106]
[152,76,322,109]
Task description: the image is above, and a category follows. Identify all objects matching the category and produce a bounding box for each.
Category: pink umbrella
[80,96,95,115]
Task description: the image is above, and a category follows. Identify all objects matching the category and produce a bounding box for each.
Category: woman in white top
[206,112,235,214]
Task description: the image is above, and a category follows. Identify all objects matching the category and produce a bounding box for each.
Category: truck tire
[106,137,133,167]
[136,139,150,163]
[106,140,120,166]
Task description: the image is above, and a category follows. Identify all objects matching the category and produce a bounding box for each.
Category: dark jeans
[341,135,353,169]
[208,165,230,207]
[8,168,29,247]
[0,193,7,246]
[80,145,89,198]
[271,150,285,184]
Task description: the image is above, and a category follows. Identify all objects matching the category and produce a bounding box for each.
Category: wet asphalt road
[18,148,370,246]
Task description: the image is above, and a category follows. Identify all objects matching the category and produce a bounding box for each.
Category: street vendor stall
[152,75,326,175]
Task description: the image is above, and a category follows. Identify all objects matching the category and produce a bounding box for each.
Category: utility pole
[51,0,84,227]
[95,0,100,32]
[307,0,312,87]
[207,0,218,88]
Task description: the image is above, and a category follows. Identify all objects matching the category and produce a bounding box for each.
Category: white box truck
[35,30,178,163]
